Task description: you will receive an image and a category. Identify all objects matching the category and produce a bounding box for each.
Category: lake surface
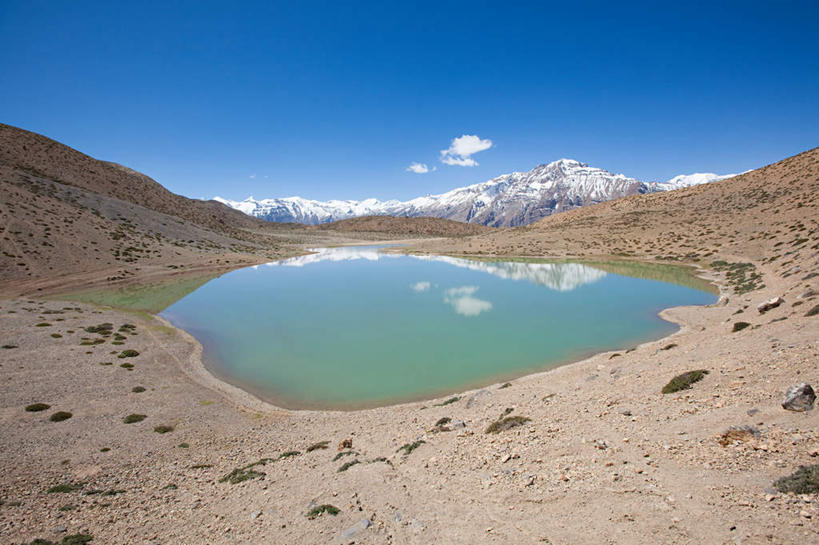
[160,247,717,409]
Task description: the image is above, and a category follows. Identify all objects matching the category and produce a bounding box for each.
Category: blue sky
[1,1,817,201]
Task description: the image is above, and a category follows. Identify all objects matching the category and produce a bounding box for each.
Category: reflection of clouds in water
[444,285,492,317]
[411,281,431,292]
[412,255,606,291]
[266,246,395,267]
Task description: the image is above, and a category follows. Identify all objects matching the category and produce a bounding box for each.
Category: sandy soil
[1,252,817,545]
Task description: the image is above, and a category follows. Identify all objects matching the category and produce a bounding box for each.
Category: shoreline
[2,249,818,545]
[89,250,725,414]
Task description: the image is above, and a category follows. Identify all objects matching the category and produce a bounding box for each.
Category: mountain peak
[216,159,734,227]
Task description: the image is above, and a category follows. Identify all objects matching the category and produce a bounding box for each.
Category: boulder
[782,383,816,412]
[341,518,371,539]
[757,296,784,314]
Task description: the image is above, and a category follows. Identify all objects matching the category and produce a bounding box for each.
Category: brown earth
[1,129,818,544]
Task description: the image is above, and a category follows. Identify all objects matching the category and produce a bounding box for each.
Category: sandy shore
[1,255,818,545]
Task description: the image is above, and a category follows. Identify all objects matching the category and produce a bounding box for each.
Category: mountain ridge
[215,159,736,227]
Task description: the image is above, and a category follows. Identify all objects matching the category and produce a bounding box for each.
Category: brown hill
[0,124,308,295]
[0,123,272,235]
[413,146,819,288]
[311,215,494,237]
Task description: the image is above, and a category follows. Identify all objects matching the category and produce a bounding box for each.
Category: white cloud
[249,174,256,179]
[440,134,493,167]
[411,281,431,292]
[406,162,430,174]
[443,285,492,316]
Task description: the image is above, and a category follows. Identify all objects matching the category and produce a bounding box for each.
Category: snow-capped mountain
[214,159,735,228]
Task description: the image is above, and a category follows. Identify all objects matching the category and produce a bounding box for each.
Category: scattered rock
[757,296,784,314]
[466,389,491,408]
[251,511,262,520]
[53,525,67,533]
[338,438,352,450]
[341,518,371,539]
[451,420,466,429]
[781,383,816,412]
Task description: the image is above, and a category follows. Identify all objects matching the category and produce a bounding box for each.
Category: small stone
[451,420,466,429]
[501,454,511,463]
[341,518,371,539]
[251,511,262,520]
[800,510,812,519]
[757,296,784,314]
[781,383,816,412]
[53,526,67,534]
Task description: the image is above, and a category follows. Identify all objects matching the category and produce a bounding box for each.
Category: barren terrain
[1,128,818,544]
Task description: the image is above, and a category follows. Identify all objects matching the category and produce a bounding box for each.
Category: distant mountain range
[214,159,736,227]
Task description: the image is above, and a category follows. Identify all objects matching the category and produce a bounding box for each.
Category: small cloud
[411,281,431,292]
[440,134,493,167]
[444,285,492,316]
[406,162,430,174]
[249,174,257,179]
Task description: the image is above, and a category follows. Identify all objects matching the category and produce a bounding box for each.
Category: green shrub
[131,386,146,393]
[123,414,146,424]
[306,504,339,518]
[732,322,751,332]
[773,465,819,494]
[118,349,139,358]
[397,440,425,455]
[337,459,361,472]
[278,450,300,459]
[661,369,709,394]
[49,411,72,422]
[25,403,50,412]
[153,425,174,434]
[485,415,530,434]
[47,483,83,494]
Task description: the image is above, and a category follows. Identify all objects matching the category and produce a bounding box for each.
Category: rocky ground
[0,254,817,545]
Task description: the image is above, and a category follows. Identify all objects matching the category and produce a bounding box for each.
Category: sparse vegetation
[123,413,146,424]
[773,465,819,494]
[499,382,512,389]
[306,504,340,518]
[279,450,300,459]
[397,440,426,455]
[219,458,275,484]
[18,534,93,545]
[117,349,139,358]
[49,411,72,422]
[732,321,751,332]
[337,459,361,472]
[153,425,174,434]
[25,403,50,412]
[486,415,530,434]
[131,386,146,393]
[332,451,356,461]
[662,369,709,394]
[47,483,83,494]
[806,304,819,317]
[437,396,460,406]
[661,343,678,350]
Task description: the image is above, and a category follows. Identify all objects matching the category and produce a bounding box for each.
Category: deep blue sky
[1,1,817,201]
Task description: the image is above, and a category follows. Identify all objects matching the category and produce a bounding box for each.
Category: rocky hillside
[412,147,819,285]
[0,124,299,294]
[216,160,735,227]
[311,215,493,237]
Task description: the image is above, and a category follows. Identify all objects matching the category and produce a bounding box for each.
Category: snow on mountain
[657,172,737,190]
[214,159,735,227]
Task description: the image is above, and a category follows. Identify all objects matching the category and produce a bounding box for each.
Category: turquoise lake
[160,247,717,409]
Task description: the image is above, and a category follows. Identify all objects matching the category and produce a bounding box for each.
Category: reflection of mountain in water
[266,246,393,267]
[413,256,607,292]
[265,247,607,292]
